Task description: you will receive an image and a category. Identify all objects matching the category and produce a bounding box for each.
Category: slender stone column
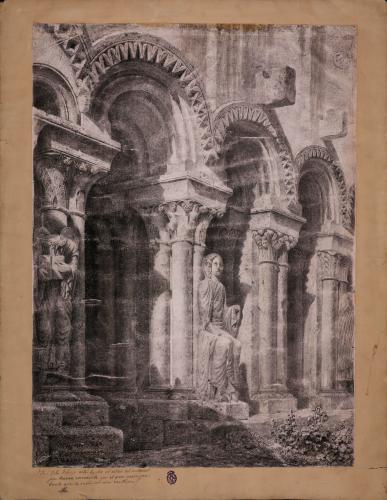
[68,167,107,392]
[94,219,115,376]
[317,251,350,393]
[142,209,172,389]
[160,201,202,392]
[251,229,297,413]
[252,230,282,390]
[287,248,308,395]
[70,213,87,388]
[113,220,137,392]
[315,250,353,410]
[276,249,289,389]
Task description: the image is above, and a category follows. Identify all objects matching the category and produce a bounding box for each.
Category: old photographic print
[32,23,356,467]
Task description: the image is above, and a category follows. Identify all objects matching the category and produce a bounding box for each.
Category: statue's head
[60,227,76,241]
[203,253,224,279]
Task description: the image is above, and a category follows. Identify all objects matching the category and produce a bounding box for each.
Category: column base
[313,391,354,410]
[252,392,297,414]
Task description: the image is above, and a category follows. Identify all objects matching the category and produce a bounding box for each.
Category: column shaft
[251,228,298,413]
[258,260,279,390]
[277,253,289,388]
[320,278,339,391]
[71,214,86,388]
[114,228,137,392]
[192,243,206,388]
[149,242,171,387]
[170,240,193,389]
[96,240,115,376]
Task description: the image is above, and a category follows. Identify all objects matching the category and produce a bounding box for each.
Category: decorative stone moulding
[118,171,232,215]
[213,103,298,211]
[48,24,91,79]
[295,145,352,230]
[34,108,121,166]
[72,34,217,166]
[249,208,305,243]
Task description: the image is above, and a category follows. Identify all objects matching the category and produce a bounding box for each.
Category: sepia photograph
[32,22,356,468]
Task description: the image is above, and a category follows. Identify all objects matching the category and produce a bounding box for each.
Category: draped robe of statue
[197,272,241,401]
[36,228,79,377]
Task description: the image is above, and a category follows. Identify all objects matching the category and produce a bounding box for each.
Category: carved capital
[35,153,108,215]
[289,248,308,274]
[317,251,351,281]
[160,200,207,243]
[252,228,297,262]
[35,156,67,209]
[194,207,225,247]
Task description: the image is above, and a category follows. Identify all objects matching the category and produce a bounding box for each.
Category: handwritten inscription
[35,468,149,490]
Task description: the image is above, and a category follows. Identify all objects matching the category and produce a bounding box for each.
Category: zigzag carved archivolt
[213,103,297,207]
[80,37,217,166]
[295,145,351,230]
[48,27,218,165]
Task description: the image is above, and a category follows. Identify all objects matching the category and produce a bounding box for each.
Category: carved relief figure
[36,226,79,378]
[336,291,354,392]
[197,253,242,402]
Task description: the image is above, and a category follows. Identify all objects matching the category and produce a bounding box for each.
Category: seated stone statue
[197,253,242,402]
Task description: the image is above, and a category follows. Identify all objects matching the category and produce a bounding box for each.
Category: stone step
[105,397,250,451]
[49,426,124,465]
[53,400,109,426]
[33,403,62,435]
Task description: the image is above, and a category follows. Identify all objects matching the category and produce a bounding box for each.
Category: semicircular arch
[213,102,298,210]
[78,33,217,165]
[295,145,351,229]
[33,63,80,123]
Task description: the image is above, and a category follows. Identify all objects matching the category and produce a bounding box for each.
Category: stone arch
[77,33,217,165]
[213,102,298,210]
[33,64,80,123]
[295,145,351,229]
[88,69,198,175]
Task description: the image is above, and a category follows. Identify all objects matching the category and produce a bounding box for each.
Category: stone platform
[105,396,249,451]
[32,401,123,466]
[312,391,354,410]
[49,426,123,465]
[251,392,297,414]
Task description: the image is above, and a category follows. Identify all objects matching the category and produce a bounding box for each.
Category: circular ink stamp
[166,470,177,485]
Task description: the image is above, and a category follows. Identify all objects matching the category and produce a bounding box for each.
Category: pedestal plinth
[313,391,354,410]
[252,392,297,414]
